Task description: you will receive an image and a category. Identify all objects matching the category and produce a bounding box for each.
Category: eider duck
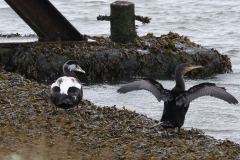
[117,63,238,135]
[50,60,85,109]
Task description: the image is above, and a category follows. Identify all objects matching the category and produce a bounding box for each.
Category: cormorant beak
[75,65,86,74]
[188,65,202,71]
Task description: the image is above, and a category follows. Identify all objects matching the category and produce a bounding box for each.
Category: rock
[0,32,233,81]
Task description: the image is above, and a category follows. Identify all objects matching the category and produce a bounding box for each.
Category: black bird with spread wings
[117,63,238,134]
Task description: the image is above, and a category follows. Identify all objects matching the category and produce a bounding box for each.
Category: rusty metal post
[5,0,83,42]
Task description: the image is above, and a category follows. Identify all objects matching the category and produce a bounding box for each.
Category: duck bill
[75,65,86,74]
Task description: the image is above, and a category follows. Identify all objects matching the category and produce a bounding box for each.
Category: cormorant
[117,63,238,134]
[50,60,85,109]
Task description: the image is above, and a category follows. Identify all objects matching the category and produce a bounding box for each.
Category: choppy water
[1,0,240,143]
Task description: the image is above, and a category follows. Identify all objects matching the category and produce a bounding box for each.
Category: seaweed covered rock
[0,67,240,159]
[0,32,232,81]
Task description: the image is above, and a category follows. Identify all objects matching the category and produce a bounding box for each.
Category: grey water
[1,0,240,143]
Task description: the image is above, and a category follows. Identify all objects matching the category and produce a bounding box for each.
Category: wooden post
[97,1,151,44]
[110,1,135,44]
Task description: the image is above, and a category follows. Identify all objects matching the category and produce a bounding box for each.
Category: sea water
[0,0,240,143]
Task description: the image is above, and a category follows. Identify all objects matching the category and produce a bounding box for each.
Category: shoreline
[1,67,240,159]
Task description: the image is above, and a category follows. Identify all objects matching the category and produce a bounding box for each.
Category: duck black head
[63,60,85,75]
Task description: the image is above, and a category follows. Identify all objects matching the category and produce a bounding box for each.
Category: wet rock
[0,32,233,81]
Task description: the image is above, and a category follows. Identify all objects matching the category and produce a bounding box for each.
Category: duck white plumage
[50,60,85,109]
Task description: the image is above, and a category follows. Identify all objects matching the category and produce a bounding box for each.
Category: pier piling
[97,1,151,44]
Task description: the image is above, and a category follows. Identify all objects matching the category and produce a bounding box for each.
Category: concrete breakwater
[0,32,233,81]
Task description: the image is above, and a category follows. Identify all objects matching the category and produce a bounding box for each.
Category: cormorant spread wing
[176,82,239,107]
[117,78,172,102]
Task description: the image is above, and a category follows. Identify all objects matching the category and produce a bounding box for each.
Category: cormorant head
[176,63,202,76]
[63,60,85,74]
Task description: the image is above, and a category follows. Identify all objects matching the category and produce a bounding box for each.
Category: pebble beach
[1,67,240,159]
